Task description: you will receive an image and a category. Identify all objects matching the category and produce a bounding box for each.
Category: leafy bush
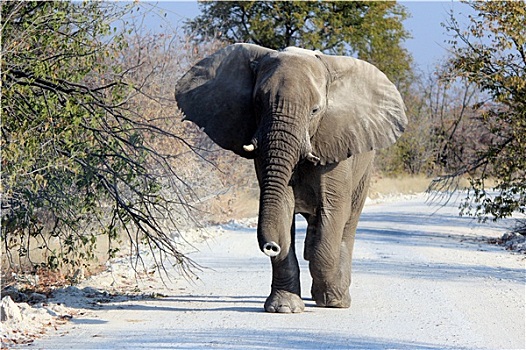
[1,2,200,274]
[435,2,526,222]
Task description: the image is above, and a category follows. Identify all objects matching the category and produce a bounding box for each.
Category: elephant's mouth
[243,134,320,165]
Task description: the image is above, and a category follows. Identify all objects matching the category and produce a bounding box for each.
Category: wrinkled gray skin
[175,44,407,313]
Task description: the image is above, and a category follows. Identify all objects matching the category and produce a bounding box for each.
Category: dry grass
[369,174,500,199]
[368,174,432,198]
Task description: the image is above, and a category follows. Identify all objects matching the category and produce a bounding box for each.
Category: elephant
[174,44,407,313]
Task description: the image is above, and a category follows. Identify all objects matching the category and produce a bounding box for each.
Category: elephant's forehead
[265,51,318,68]
[259,52,326,82]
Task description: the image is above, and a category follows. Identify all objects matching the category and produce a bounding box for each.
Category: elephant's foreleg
[264,217,304,313]
[310,158,372,308]
[310,230,352,308]
[317,184,369,308]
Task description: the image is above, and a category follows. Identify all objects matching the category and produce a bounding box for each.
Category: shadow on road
[78,327,452,349]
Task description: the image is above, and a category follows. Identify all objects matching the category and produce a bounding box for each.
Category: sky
[136,1,476,72]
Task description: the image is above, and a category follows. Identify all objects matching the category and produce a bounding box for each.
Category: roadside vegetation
[1,1,524,284]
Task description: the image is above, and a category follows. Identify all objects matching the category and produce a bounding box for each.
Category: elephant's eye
[311,105,321,116]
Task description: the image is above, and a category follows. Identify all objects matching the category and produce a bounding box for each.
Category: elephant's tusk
[306,152,320,165]
[243,144,256,152]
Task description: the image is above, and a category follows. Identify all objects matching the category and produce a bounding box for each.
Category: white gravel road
[24,194,525,349]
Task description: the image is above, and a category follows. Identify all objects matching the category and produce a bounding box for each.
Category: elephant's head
[175,44,407,258]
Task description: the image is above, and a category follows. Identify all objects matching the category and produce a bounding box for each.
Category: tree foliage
[377,67,487,177]
[433,1,526,222]
[1,2,197,273]
[186,1,413,85]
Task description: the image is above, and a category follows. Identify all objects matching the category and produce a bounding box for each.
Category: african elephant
[175,44,406,313]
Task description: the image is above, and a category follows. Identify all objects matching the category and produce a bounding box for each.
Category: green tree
[1,2,195,273]
[434,1,525,223]
[186,1,413,85]
[377,67,486,177]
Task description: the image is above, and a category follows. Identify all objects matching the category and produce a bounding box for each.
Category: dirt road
[30,194,525,349]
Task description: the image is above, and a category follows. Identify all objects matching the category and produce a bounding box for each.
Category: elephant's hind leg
[303,213,318,261]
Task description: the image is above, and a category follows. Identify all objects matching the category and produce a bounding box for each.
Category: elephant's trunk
[256,113,302,259]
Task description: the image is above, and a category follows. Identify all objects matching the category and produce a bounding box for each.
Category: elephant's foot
[264,290,305,313]
[311,285,351,308]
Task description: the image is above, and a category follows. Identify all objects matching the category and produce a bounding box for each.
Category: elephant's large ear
[175,44,275,158]
[312,55,407,165]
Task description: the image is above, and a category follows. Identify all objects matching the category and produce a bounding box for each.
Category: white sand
[3,193,525,349]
